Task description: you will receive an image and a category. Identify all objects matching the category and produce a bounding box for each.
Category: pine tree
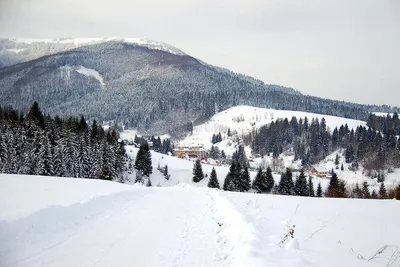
[192,159,204,183]
[278,168,294,195]
[341,163,344,171]
[135,142,152,178]
[352,183,362,198]
[362,181,370,199]
[379,182,387,199]
[294,170,308,196]
[223,173,234,191]
[308,176,315,197]
[252,167,264,193]
[326,172,340,197]
[208,167,220,189]
[164,164,169,180]
[316,182,323,197]
[265,167,275,193]
[235,167,251,192]
[371,189,378,199]
[335,154,339,167]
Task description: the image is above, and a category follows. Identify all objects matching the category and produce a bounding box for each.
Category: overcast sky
[0,0,399,106]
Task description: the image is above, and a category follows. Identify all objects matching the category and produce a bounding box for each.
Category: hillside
[0,38,398,137]
[176,105,367,156]
[1,174,399,267]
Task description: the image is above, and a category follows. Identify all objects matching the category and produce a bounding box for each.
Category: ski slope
[1,174,399,267]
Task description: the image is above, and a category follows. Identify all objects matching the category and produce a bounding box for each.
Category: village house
[174,144,207,159]
[311,167,330,178]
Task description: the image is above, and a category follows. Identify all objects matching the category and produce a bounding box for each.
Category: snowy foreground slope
[1,175,399,267]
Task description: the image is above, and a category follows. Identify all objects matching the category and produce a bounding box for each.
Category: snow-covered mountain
[0,37,186,66]
[1,173,399,267]
[0,37,398,137]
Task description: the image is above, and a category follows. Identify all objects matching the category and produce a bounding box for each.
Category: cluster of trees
[133,135,174,155]
[0,102,125,180]
[248,116,400,177]
[211,133,222,144]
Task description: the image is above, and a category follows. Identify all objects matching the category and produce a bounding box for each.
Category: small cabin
[311,167,330,178]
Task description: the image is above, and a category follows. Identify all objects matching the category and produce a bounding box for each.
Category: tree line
[0,102,126,180]
[193,159,400,200]
[246,115,400,179]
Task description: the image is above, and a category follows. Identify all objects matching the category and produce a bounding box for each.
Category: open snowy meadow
[1,173,399,267]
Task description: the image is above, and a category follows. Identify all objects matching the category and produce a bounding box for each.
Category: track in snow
[0,187,252,267]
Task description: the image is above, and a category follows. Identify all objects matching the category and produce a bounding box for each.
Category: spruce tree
[316,182,323,197]
[164,165,169,180]
[294,170,308,196]
[308,176,315,197]
[362,181,370,199]
[192,159,204,183]
[223,173,234,191]
[208,167,220,189]
[265,167,275,193]
[135,143,152,178]
[252,167,264,193]
[379,182,387,199]
[341,163,344,171]
[235,167,251,192]
[278,168,294,195]
[326,172,340,197]
[335,154,339,166]
[371,189,378,199]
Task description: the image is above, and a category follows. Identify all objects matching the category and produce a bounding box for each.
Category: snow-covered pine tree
[37,138,54,176]
[308,176,315,197]
[278,168,294,195]
[265,167,275,193]
[164,164,169,180]
[207,167,220,189]
[192,159,204,183]
[379,182,387,199]
[362,181,370,199]
[235,166,251,192]
[135,142,152,179]
[252,167,264,193]
[294,170,308,196]
[316,182,323,197]
[223,173,234,191]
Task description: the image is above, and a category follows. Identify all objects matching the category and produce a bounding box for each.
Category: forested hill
[0,39,398,137]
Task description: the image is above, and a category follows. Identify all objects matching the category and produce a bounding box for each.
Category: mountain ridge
[0,38,398,137]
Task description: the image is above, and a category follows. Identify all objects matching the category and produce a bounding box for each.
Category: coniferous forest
[246,115,400,177]
[0,102,126,180]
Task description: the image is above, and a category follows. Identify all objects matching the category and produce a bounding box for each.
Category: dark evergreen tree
[135,142,152,177]
[223,173,234,191]
[316,182,323,197]
[278,168,294,195]
[379,182,387,199]
[234,166,251,192]
[308,176,315,197]
[208,167,220,189]
[362,181,370,199]
[192,159,204,183]
[252,167,264,193]
[265,167,275,193]
[164,165,169,180]
[294,170,308,196]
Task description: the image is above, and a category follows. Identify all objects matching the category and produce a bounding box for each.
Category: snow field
[1,174,399,267]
